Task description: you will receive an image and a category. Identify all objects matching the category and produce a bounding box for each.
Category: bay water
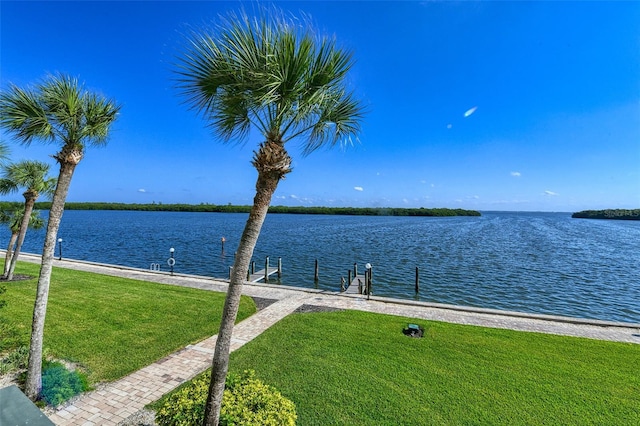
[3,210,638,324]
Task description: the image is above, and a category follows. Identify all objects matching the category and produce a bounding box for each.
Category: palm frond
[176,7,364,149]
[0,84,53,145]
[0,73,120,153]
[0,160,55,199]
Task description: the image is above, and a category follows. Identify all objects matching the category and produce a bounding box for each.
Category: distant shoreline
[572,209,640,220]
[0,201,482,217]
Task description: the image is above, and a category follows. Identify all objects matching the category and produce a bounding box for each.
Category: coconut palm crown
[177,10,364,426]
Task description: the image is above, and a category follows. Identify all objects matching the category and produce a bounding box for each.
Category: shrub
[156,370,297,426]
[41,361,88,406]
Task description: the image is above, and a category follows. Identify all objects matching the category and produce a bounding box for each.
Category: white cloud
[289,194,299,199]
[511,171,521,177]
[544,190,559,196]
[464,106,477,117]
[138,189,146,193]
[420,180,427,184]
[354,186,364,191]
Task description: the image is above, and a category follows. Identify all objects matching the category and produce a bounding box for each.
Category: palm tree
[177,10,364,425]
[0,73,120,400]
[0,160,56,280]
[0,207,45,277]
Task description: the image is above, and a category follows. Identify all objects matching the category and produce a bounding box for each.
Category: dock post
[354,263,358,278]
[265,256,270,283]
[314,259,319,282]
[278,257,282,278]
[348,270,352,289]
[251,261,255,275]
[367,270,372,300]
[341,277,345,292]
[415,267,420,293]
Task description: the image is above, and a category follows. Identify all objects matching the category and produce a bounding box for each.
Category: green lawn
[227,310,640,425]
[0,261,256,383]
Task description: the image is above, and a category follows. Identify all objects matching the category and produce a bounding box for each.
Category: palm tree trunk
[25,162,76,400]
[3,233,17,278]
[7,197,36,281]
[203,169,280,426]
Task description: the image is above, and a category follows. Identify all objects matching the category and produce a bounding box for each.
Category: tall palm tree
[0,207,45,277]
[177,10,364,425]
[0,73,120,400]
[0,160,56,280]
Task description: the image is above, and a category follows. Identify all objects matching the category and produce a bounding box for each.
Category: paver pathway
[47,293,311,425]
[6,253,640,425]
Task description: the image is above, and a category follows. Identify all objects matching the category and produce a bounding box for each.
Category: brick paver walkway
[6,253,640,425]
[47,294,310,425]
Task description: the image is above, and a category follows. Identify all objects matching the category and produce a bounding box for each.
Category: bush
[156,370,297,426]
[41,362,88,406]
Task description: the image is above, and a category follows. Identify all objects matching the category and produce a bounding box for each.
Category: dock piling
[415,267,420,293]
[314,259,319,282]
[277,257,282,278]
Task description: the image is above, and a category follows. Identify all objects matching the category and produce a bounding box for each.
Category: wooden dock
[344,275,367,294]
[230,256,282,283]
[249,266,279,283]
[341,262,372,296]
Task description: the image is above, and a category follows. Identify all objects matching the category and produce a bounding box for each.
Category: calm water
[3,210,639,323]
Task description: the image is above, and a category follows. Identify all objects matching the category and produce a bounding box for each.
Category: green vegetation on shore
[1,201,482,217]
[572,209,640,220]
[0,261,256,382]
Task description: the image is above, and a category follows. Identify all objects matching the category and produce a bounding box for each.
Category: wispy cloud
[138,188,146,193]
[511,171,521,177]
[289,194,299,199]
[464,106,477,117]
[544,190,559,196]
[354,186,364,191]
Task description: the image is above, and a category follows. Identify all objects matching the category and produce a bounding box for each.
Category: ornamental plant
[156,370,297,426]
[41,361,89,406]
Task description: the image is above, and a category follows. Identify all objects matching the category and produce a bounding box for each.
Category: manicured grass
[226,310,640,425]
[0,261,256,383]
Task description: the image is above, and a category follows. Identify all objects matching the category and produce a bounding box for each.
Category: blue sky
[1,1,639,212]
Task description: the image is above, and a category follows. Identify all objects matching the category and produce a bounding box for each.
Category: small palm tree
[0,160,56,280]
[0,207,45,277]
[177,10,364,425]
[0,73,120,400]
